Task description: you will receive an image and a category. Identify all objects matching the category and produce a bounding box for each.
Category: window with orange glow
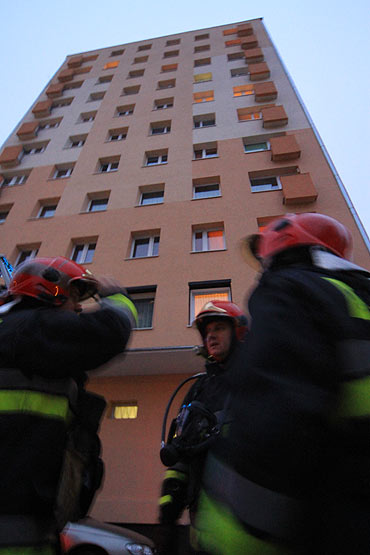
[190,288,231,323]
[103,61,119,70]
[233,85,254,97]
[110,402,138,419]
[193,90,214,103]
[193,227,225,252]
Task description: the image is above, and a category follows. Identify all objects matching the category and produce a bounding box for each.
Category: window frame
[244,141,270,153]
[189,285,231,324]
[1,174,28,187]
[131,235,160,258]
[53,166,74,179]
[37,204,57,219]
[250,175,282,192]
[139,190,164,206]
[193,182,221,200]
[71,242,96,264]
[192,228,225,252]
[127,287,157,329]
[88,198,109,212]
[145,153,168,166]
[193,146,218,160]
[16,248,39,266]
[99,160,119,173]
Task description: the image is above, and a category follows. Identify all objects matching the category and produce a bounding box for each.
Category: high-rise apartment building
[0,18,369,528]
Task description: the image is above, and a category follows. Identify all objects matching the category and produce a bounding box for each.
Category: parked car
[60,517,156,555]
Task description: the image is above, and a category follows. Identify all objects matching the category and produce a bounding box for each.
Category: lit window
[250,176,282,192]
[116,105,134,116]
[193,183,220,199]
[103,61,119,70]
[237,108,262,122]
[131,236,160,258]
[88,198,108,212]
[1,174,28,187]
[190,285,231,323]
[53,166,74,179]
[230,67,249,77]
[161,63,178,73]
[140,190,164,205]
[193,145,217,159]
[193,90,214,103]
[71,243,96,264]
[193,228,225,252]
[111,402,138,419]
[257,215,282,232]
[225,39,241,47]
[244,141,269,153]
[145,152,168,166]
[99,160,119,173]
[154,98,174,110]
[194,72,212,83]
[233,85,254,97]
[16,248,39,266]
[38,205,57,218]
[150,122,171,135]
[193,114,215,128]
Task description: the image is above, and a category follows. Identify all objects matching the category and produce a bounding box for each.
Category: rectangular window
[52,98,73,109]
[110,49,124,57]
[193,182,220,199]
[104,61,119,70]
[79,111,96,123]
[67,135,87,148]
[150,121,171,135]
[154,98,174,110]
[0,211,9,223]
[97,75,113,84]
[237,108,262,122]
[38,119,61,130]
[122,85,140,96]
[133,56,148,64]
[227,52,245,61]
[23,144,47,155]
[115,105,134,116]
[193,143,217,159]
[110,402,138,419]
[194,45,210,53]
[108,127,128,141]
[137,44,152,51]
[53,166,74,179]
[88,198,108,212]
[16,248,39,266]
[225,39,241,47]
[145,151,168,166]
[244,141,269,153]
[230,67,249,77]
[128,288,156,329]
[87,92,105,102]
[128,69,144,79]
[71,242,96,264]
[193,114,216,128]
[193,90,214,103]
[157,79,176,89]
[98,159,119,173]
[194,33,210,41]
[193,228,225,252]
[38,205,57,218]
[189,283,231,323]
[163,50,179,58]
[250,176,282,192]
[194,58,211,67]
[233,84,254,97]
[166,39,180,46]
[1,174,28,186]
[194,72,212,83]
[140,190,164,205]
[131,236,160,258]
[161,63,178,73]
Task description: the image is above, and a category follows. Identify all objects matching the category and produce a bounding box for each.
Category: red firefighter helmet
[194,300,248,343]
[243,213,353,268]
[7,256,98,306]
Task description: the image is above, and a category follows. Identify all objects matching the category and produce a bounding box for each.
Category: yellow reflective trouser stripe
[339,375,370,418]
[0,390,71,421]
[159,494,172,506]
[107,294,139,325]
[323,278,370,320]
[195,490,286,555]
[164,469,187,481]
[0,547,55,555]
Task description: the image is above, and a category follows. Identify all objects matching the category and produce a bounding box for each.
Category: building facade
[0,18,369,526]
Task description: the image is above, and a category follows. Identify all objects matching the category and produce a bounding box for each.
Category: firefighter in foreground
[194,212,370,555]
[158,300,248,554]
[0,256,137,555]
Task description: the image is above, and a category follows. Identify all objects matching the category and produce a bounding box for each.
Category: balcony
[0,145,23,169]
[262,105,288,128]
[281,173,318,205]
[249,62,270,81]
[32,99,53,119]
[270,135,301,161]
[16,121,39,141]
[254,81,277,102]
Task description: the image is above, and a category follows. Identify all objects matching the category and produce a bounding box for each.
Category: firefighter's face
[59,285,82,313]
[205,320,233,361]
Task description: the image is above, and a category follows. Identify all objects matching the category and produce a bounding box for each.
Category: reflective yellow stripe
[195,490,285,554]
[159,494,172,506]
[164,469,187,481]
[339,376,370,418]
[0,390,72,421]
[323,278,370,320]
[107,294,138,325]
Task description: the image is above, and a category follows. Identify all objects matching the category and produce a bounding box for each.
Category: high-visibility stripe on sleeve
[339,375,370,418]
[106,294,138,326]
[0,390,72,422]
[164,469,187,481]
[323,278,370,320]
[159,494,173,506]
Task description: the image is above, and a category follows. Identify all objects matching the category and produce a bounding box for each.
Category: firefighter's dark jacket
[159,346,239,525]
[199,250,370,554]
[0,293,134,545]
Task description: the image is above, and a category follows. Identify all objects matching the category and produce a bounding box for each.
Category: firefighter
[0,256,137,555]
[158,300,248,554]
[195,213,370,555]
